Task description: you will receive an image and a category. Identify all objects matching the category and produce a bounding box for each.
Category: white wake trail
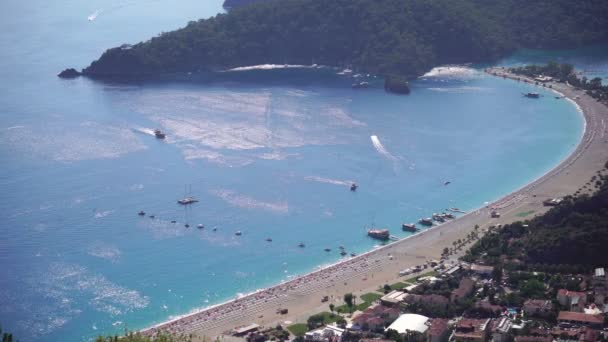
[88,9,102,21]
[370,135,397,161]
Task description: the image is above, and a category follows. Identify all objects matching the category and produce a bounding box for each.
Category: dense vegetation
[222,0,270,9]
[464,162,608,272]
[82,0,608,80]
[511,62,608,103]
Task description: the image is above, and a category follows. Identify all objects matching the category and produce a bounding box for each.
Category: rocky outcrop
[58,68,81,79]
[384,75,410,95]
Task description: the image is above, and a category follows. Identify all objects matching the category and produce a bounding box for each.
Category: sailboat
[178,184,199,205]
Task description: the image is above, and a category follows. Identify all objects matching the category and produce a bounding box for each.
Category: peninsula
[73,0,608,82]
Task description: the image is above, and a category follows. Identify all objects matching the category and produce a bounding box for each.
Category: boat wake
[304,176,354,187]
[87,9,102,21]
[133,127,156,136]
[370,135,397,162]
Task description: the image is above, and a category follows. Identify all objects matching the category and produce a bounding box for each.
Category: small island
[58,68,81,79]
[384,75,411,95]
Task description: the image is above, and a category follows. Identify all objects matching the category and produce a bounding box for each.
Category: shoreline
[141,67,608,339]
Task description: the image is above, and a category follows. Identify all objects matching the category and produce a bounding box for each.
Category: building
[593,286,608,305]
[491,317,512,342]
[578,327,600,342]
[304,325,344,342]
[404,294,449,312]
[557,289,587,312]
[427,318,449,342]
[385,313,430,334]
[380,290,408,306]
[557,311,604,328]
[353,305,401,331]
[595,268,605,278]
[514,336,552,342]
[470,264,494,277]
[522,299,554,318]
[452,318,491,342]
[451,278,475,303]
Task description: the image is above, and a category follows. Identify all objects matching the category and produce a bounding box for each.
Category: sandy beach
[142,67,608,339]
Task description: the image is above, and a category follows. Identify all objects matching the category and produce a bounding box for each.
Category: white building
[385,313,430,334]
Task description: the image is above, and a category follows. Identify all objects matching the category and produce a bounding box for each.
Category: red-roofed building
[427,318,449,342]
[453,318,491,342]
[578,327,600,342]
[557,311,604,328]
[352,305,400,331]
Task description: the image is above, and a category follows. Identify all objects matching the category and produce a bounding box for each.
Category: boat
[197,224,204,229]
[171,220,176,223]
[266,238,272,242]
[138,211,145,216]
[443,212,455,219]
[324,248,331,252]
[340,251,347,256]
[350,253,357,257]
[432,214,445,223]
[178,185,198,205]
[298,242,305,248]
[350,183,358,191]
[367,229,390,240]
[419,218,434,226]
[444,181,451,186]
[185,224,190,228]
[178,196,198,205]
[402,223,417,232]
[153,129,166,139]
[523,92,540,98]
[235,231,242,236]
[448,207,466,213]
[148,215,155,219]
[352,81,370,89]
[212,228,217,232]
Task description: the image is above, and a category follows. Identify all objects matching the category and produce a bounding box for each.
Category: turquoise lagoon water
[0,1,602,341]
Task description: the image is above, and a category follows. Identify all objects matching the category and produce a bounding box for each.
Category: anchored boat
[523,92,540,98]
[178,197,198,205]
[367,229,390,240]
[402,223,417,232]
[419,218,434,226]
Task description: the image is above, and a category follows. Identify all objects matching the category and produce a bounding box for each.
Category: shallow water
[0,1,601,341]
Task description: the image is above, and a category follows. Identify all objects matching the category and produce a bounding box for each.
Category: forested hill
[82,0,608,80]
[222,0,271,9]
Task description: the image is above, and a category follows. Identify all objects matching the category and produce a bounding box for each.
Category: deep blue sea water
[0,1,605,341]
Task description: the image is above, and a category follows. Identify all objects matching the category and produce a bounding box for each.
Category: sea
[0,0,606,341]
